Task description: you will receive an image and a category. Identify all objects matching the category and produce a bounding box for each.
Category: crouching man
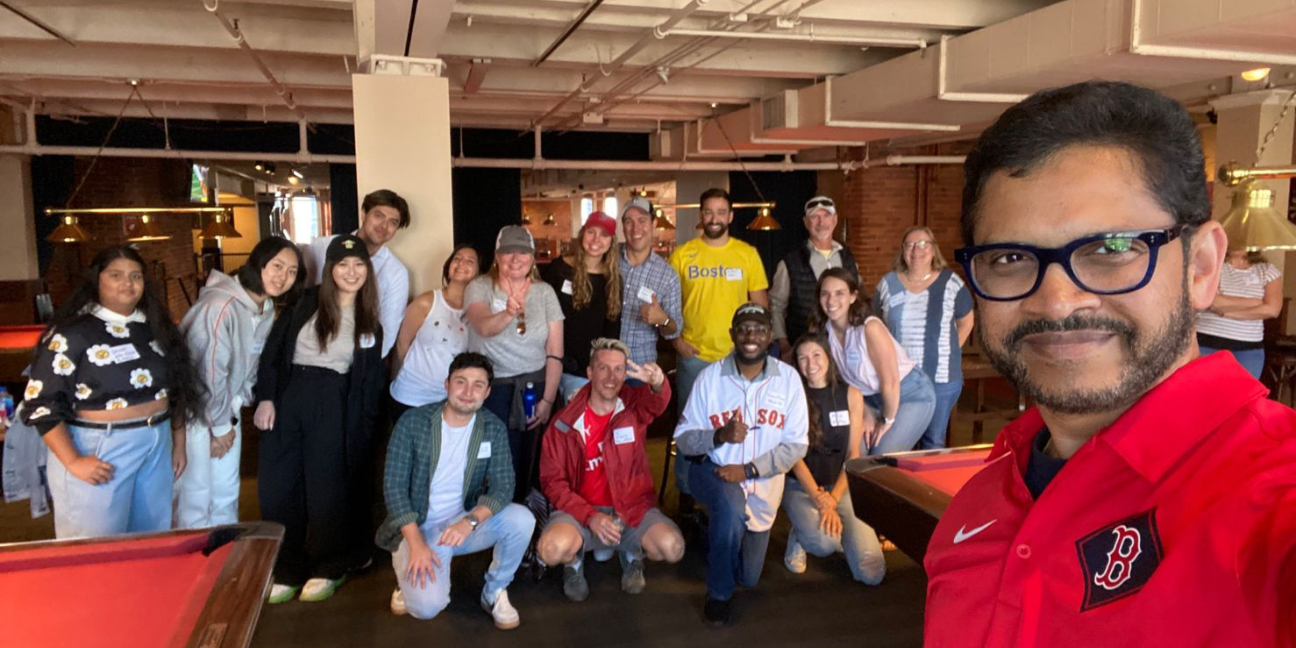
[375,352,535,629]
[538,338,685,601]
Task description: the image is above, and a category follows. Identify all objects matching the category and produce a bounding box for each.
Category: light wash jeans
[392,503,536,620]
[673,354,713,497]
[865,369,936,455]
[921,380,963,450]
[781,478,885,584]
[689,458,771,600]
[174,418,243,528]
[47,418,173,539]
[1199,346,1264,380]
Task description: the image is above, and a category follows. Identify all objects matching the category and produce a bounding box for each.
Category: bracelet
[743,463,759,480]
[541,397,554,405]
[883,417,896,425]
[546,355,562,363]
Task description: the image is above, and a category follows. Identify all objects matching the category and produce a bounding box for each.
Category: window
[602,195,618,219]
[289,195,321,245]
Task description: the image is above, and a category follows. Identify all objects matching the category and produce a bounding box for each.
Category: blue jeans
[673,354,713,497]
[688,458,771,600]
[1199,346,1265,380]
[392,503,536,620]
[865,369,936,455]
[782,479,885,585]
[47,419,173,539]
[921,380,963,450]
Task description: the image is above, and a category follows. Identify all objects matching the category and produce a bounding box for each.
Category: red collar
[992,353,1267,483]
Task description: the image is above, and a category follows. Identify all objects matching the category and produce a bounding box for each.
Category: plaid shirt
[618,245,683,365]
[375,402,514,552]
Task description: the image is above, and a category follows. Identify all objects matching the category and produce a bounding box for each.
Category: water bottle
[522,382,538,420]
[0,387,14,423]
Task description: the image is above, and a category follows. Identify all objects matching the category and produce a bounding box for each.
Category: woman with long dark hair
[389,244,480,422]
[252,234,385,603]
[541,211,622,400]
[812,267,935,455]
[21,245,203,538]
[781,334,885,584]
[175,237,304,529]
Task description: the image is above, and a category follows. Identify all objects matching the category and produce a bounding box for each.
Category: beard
[446,396,484,417]
[702,222,728,239]
[979,287,1194,416]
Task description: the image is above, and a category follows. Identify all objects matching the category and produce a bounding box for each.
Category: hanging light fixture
[200,209,242,239]
[653,207,676,231]
[747,206,782,231]
[1218,179,1296,251]
[521,212,533,225]
[543,213,556,226]
[126,214,171,242]
[47,215,91,244]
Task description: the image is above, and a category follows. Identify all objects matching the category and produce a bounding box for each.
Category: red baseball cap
[583,211,618,238]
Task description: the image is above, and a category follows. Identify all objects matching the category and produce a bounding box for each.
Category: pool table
[0,324,44,386]
[845,445,992,563]
[0,522,283,648]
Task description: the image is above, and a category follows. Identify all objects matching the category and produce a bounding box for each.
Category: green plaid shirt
[375,402,515,552]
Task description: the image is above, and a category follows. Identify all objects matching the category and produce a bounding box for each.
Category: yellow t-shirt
[669,237,769,362]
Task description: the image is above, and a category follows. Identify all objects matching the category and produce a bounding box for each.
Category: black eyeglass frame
[953,225,1189,302]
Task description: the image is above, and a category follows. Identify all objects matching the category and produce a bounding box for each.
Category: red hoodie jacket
[540,380,671,528]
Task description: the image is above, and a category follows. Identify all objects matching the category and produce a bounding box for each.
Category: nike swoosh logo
[953,520,997,544]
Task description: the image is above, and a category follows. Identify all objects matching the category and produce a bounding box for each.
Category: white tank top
[390,291,469,407]
[825,316,916,396]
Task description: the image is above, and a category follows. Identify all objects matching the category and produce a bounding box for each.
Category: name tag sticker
[829,410,850,427]
[491,298,507,314]
[360,334,377,349]
[251,340,265,355]
[477,442,492,459]
[766,392,786,410]
[108,343,140,363]
[636,285,656,303]
[613,426,635,445]
[725,267,743,281]
[561,279,574,295]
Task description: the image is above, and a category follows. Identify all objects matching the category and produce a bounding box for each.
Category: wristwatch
[462,516,479,531]
[883,417,896,426]
[655,315,671,329]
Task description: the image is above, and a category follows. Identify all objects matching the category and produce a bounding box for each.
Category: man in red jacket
[538,338,684,601]
[928,80,1296,647]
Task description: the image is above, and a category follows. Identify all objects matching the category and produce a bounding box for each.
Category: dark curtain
[328,164,359,235]
[727,170,818,282]
[452,167,521,269]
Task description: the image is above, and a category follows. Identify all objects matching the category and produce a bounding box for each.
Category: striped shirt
[873,269,973,384]
[618,245,683,365]
[1196,262,1281,343]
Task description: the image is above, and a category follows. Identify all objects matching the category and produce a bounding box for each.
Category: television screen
[190,164,210,203]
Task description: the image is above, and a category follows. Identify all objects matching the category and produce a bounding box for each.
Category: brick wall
[46,158,198,321]
[835,141,974,295]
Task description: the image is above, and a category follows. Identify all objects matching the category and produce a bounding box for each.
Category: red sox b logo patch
[1075,509,1163,611]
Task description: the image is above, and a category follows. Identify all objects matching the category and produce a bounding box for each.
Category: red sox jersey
[673,355,809,532]
[924,354,1296,647]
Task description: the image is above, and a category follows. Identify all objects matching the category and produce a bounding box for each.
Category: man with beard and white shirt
[668,188,769,516]
[925,81,1296,647]
[305,189,411,358]
[674,303,808,626]
[376,352,535,629]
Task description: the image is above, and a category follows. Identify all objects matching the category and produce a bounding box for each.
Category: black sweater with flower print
[21,307,171,435]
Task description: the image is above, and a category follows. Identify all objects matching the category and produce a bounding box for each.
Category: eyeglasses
[805,198,835,211]
[516,310,527,336]
[903,240,933,251]
[734,324,771,336]
[953,225,1187,302]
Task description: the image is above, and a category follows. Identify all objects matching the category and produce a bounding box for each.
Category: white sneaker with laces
[785,531,807,574]
[390,588,406,616]
[480,589,520,630]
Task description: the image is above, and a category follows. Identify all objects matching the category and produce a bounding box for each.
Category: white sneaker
[785,531,807,574]
[390,588,406,616]
[267,583,301,604]
[299,576,346,602]
[592,548,615,562]
[480,589,520,630]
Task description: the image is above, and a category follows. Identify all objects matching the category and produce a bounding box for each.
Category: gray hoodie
[181,271,274,432]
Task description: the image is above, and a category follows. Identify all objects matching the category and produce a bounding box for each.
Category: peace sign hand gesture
[626,360,665,390]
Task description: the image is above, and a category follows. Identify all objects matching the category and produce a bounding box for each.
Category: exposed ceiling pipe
[533,0,606,67]
[532,0,712,128]
[661,28,925,49]
[200,0,313,127]
[0,143,355,164]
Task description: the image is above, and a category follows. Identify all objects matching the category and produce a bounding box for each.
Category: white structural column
[352,72,455,295]
[1209,89,1296,332]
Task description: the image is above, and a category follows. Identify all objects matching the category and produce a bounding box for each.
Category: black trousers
[482,378,546,503]
[259,366,363,585]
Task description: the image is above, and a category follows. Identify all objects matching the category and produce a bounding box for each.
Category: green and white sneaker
[299,576,347,602]
[267,583,301,604]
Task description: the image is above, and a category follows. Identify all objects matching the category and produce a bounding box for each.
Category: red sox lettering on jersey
[707,408,788,430]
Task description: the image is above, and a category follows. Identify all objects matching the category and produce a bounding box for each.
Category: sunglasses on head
[805,198,835,211]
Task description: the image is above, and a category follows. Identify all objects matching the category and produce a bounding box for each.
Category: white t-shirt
[424,415,475,528]
[1196,262,1281,343]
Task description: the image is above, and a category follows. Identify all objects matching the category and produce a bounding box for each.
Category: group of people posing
[13,183,970,628]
